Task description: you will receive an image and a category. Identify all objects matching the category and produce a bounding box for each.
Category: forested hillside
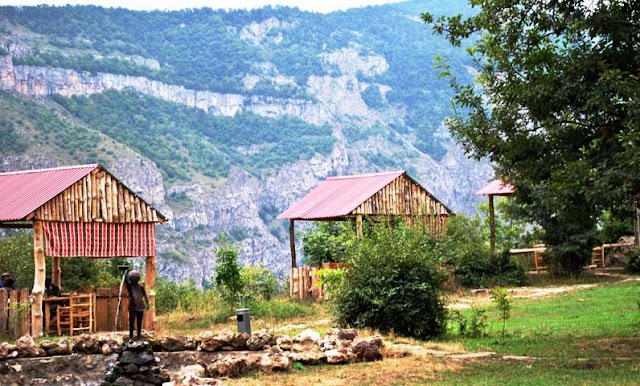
[0,0,492,283]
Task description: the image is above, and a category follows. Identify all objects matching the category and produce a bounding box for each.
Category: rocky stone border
[0,328,383,385]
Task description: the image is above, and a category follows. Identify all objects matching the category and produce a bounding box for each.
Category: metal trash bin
[236,308,251,335]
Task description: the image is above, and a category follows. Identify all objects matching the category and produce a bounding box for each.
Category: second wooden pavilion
[277,170,453,267]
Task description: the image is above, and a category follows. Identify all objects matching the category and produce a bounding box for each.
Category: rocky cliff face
[0,14,493,285]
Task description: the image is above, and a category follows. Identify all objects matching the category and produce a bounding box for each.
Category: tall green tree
[424,0,640,274]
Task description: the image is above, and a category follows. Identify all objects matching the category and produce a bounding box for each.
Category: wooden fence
[0,288,31,340]
[1,285,140,340]
[290,263,347,300]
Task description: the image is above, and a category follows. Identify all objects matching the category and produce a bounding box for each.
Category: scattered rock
[325,348,355,364]
[247,329,277,351]
[159,335,197,352]
[198,354,255,378]
[256,346,290,372]
[72,334,102,354]
[276,335,292,351]
[40,339,71,356]
[15,335,41,357]
[199,330,248,352]
[353,340,382,362]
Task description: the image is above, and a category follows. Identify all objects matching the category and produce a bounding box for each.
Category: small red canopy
[476,179,515,196]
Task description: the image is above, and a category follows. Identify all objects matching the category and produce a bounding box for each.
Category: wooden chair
[533,244,547,273]
[56,305,71,336]
[69,293,94,336]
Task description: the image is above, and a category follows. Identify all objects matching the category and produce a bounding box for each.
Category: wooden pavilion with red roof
[278,170,453,268]
[476,179,516,254]
[0,164,166,337]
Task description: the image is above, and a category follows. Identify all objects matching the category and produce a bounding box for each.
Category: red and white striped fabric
[43,222,156,257]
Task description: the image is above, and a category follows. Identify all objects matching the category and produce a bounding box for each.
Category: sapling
[491,287,511,341]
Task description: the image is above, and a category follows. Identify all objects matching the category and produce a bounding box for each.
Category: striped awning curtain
[43,222,156,257]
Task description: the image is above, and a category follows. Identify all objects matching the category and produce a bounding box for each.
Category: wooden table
[510,246,547,272]
[43,296,70,334]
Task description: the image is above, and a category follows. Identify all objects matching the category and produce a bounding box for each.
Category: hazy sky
[0,0,406,13]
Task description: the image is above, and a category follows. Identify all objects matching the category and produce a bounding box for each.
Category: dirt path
[448,272,639,310]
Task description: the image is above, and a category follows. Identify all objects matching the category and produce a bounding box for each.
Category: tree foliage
[0,232,123,291]
[214,238,244,302]
[424,0,640,275]
[302,222,354,267]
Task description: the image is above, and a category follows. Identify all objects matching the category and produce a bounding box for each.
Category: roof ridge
[326,170,404,180]
[0,163,99,176]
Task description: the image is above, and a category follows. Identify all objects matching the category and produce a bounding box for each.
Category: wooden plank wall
[353,174,450,217]
[290,266,323,300]
[352,174,450,237]
[31,168,160,223]
[0,288,31,339]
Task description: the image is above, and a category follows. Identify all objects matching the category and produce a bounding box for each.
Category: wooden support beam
[52,256,61,287]
[634,198,639,247]
[289,220,297,268]
[145,255,157,332]
[489,194,496,255]
[356,214,363,239]
[31,220,46,337]
[0,222,32,229]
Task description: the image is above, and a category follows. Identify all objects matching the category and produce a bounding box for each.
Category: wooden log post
[144,255,156,331]
[634,197,639,247]
[489,194,496,255]
[31,220,46,337]
[52,256,61,287]
[289,220,297,268]
[356,214,363,239]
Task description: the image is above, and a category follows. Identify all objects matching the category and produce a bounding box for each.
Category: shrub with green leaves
[624,247,640,273]
[214,239,244,303]
[333,222,447,339]
[302,222,353,267]
[240,263,279,302]
[441,216,525,288]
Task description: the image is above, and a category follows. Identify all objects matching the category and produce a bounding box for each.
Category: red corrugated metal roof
[476,179,516,196]
[0,164,98,222]
[277,171,406,220]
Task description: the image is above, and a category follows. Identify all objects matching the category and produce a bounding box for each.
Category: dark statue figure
[125,270,149,342]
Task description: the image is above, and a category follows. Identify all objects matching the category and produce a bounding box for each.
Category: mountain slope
[0,0,492,283]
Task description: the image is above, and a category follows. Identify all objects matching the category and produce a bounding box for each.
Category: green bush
[302,222,354,267]
[624,247,640,273]
[441,216,525,288]
[214,239,244,303]
[245,298,317,320]
[449,308,488,338]
[333,222,447,340]
[240,263,279,302]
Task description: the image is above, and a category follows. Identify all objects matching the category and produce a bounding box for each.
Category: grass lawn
[158,275,639,385]
[442,280,640,358]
